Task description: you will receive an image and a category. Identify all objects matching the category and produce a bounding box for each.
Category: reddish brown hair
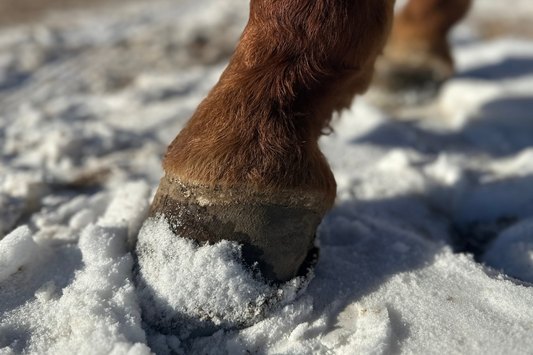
[390,0,472,63]
[163,0,394,207]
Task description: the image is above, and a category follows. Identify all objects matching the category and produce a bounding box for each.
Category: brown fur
[162,0,472,210]
[163,0,395,208]
[389,0,472,65]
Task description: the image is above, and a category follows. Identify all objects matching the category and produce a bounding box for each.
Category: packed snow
[1,0,533,354]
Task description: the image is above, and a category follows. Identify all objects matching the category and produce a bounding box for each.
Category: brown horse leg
[141,0,395,283]
[371,0,472,106]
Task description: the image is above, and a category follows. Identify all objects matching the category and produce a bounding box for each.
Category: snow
[0,227,39,283]
[136,216,311,336]
[0,183,151,355]
[484,218,533,283]
[1,0,533,354]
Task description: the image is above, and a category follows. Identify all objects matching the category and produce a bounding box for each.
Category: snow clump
[136,216,311,336]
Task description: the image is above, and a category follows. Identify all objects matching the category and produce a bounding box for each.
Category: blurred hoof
[368,46,454,109]
[148,174,329,283]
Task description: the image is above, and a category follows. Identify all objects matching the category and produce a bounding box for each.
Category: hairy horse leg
[371,0,472,106]
[142,0,395,284]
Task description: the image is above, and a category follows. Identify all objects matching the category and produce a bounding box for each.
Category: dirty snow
[1,0,533,354]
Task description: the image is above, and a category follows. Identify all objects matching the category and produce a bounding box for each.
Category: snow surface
[1,0,533,354]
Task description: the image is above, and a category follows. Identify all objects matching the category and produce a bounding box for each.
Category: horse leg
[140,0,396,284]
[371,0,473,105]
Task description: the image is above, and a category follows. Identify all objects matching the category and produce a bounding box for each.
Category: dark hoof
[148,175,329,283]
[134,189,323,334]
[134,175,329,333]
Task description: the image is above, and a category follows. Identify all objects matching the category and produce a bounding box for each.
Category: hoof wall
[135,175,329,333]
[147,176,328,283]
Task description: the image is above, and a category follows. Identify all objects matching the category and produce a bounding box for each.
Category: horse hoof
[368,46,454,108]
[146,174,329,283]
[135,175,327,333]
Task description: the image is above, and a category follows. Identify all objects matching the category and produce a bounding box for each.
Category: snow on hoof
[135,175,325,335]
[135,215,314,336]
[147,174,327,283]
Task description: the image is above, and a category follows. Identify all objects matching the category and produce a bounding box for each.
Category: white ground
[1,0,533,354]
